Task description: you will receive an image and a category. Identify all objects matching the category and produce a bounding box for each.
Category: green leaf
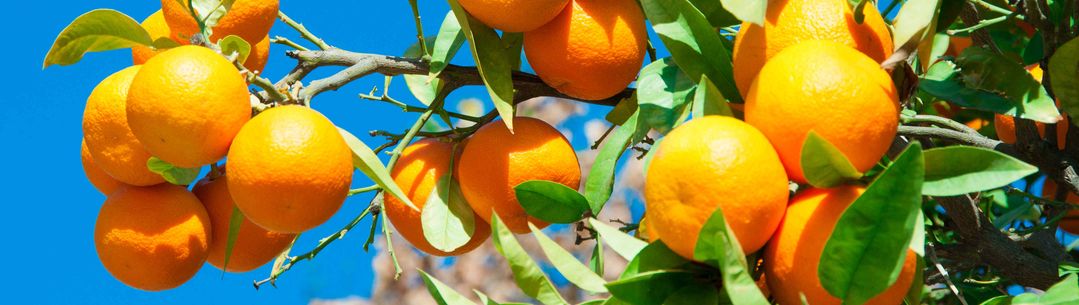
[691,75,733,118]
[694,209,770,305]
[146,157,200,186]
[221,206,244,273]
[590,237,605,276]
[43,9,152,68]
[619,241,692,279]
[152,37,182,50]
[910,212,926,257]
[640,0,742,102]
[606,95,639,126]
[819,143,924,305]
[585,110,641,213]
[337,128,417,211]
[920,60,1016,114]
[922,146,1038,196]
[430,11,467,77]
[718,0,766,26]
[476,290,531,305]
[1049,37,1079,119]
[514,180,590,224]
[637,58,697,134]
[903,255,926,305]
[687,0,740,27]
[1010,274,1079,305]
[801,131,864,188]
[491,214,569,305]
[189,0,236,31]
[421,175,477,252]
[891,0,942,54]
[588,218,647,261]
[955,47,1061,123]
[849,0,868,24]
[419,269,478,305]
[501,32,525,71]
[530,224,608,293]
[218,35,251,66]
[405,36,443,106]
[605,270,697,305]
[448,0,517,131]
[664,284,720,305]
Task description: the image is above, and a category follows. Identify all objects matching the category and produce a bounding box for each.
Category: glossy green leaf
[691,75,733,118]
[448,0,516,131]
[849,0,868,24]
[531,224,608,293]
[1010,275,1079,305]
[476,290,531,305]
[619,241,692,280]
[146,157,200,186]
[43,9,152,68]
[891,0,942,54]
[606,96,639,126]
[801,131,863,188]
[718,0,766,26]
[920,60,1016,114]
[903,255,926,305]
[430,11,466,77]
[515,180,590,224]
[606,270,697,305]
[664,284,720,305]
[910,212,926,257]
[590,237,605,276]
[419,269,478,305]
[641,0,742,102]
[819,143,924,305]
[956,47,1061,123]
[404,36,443,106]
[501,32,524,71]
[221,206,245,273]
[337,128,417,211]
[189,0,236,30]
[577,300,607,305]
[152,37,182,50]
[687,0,740,27]
[694,209,769,305]
[589,218,647,261]
[637,58,696,134]
[585,110,641,213]
[922,146,1038,196]
[1049,37,1079,119]
[491,214,569,305]
[218,35,251,66]
[421,175,477,252]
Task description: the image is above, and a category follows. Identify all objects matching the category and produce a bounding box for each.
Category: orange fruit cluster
[80,1,363,291]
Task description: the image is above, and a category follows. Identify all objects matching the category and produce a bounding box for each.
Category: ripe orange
[945,36,973,57]
[244,35,271,73]
[524,0,647,101]
[457,117,581,234]
[81,139,128,195]
[644,116,789,259]
[193,174,297,272]
[161,0,278,44]
[94,184,211,291]
[732,0,893,95]
[126,45,251,168]
[744,40,900,183]
[385,138,490,256]
[82,66,166,186]
[458,0,569,33]
[1041,180,1079,235]
[131,10,171,65]
[226,105,354,233]
[765,186,917,305]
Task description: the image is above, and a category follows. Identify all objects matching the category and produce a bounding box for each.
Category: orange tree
[46,0,1079,304]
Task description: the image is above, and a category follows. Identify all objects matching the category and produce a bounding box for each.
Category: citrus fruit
[245,35,271,73]
[645,116,789,259]
[126,45,251,168]
[765,186,917,305]
[457,117,581,234]
[193,174,297,272]
[385,138,490,256]
[161,0,278,43]
[94,184,211,291]
[638,216,659,243]
[945,36,973,57]
[81,139,128,195]
[524,0,646,101]
[131,10,172,65]
[83,66,166,186]
[1041,180,1079,235]
[226,105,354,233]
[744,40,900,184]
[732,0,893,95]
[458,0,570,33]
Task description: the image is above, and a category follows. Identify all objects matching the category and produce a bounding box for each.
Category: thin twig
[278,11,331,50]
[271,36,310,51]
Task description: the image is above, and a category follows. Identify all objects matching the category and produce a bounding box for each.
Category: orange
[193,174,297,272]
[127,45,251,168]
[732,0,893,95]
[226,105,354,233]
[82,66,166,186]
[994,65,1068,149]
[131,10,172,65]
[765,186,917,305]
[81,139,128,195]
[458,0,569,33]
[1041,180,1079,235]
[457,117,581,234]
[385,138,490,256]
[94,184,211,291]
[945,36,973,57]
[744,40,900,184]
[244,35,271,73]
[524,0,647,101]
[161,0,278,44]
[644,116,789,260]
[965,118,990,130]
